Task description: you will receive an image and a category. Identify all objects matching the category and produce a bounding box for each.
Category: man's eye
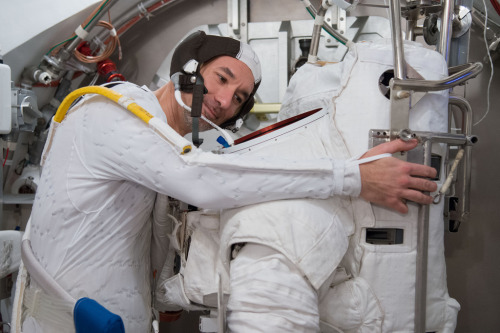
[234,95,243,104]
[218,74,227,83]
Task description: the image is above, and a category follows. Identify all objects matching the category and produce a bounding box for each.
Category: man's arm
[359,139,438,214]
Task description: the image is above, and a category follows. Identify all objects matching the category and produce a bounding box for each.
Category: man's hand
[359,139,437,214]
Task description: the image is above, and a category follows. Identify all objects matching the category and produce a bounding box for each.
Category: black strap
[191,75,205,147]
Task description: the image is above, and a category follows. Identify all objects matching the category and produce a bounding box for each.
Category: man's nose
[215,88,233,109]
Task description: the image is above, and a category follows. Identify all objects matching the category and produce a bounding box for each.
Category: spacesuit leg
[226,243,320,333]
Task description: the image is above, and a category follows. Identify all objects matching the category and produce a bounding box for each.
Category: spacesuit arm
[70,83,358,209]
[78,104,358,210]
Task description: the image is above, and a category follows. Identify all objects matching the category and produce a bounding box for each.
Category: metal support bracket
[278,21,292,101]
[227,0,248,43]
[370,127,477,332]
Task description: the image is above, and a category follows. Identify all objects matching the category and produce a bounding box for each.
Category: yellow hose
[54,86,192,154]
[54,86,154,123]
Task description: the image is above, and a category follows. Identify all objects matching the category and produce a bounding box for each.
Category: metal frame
[385,1,480,331]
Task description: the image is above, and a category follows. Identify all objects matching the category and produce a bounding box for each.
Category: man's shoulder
[102,81,150,96]
[101,81,164,118]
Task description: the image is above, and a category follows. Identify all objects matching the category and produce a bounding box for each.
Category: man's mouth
[203,103,217,121]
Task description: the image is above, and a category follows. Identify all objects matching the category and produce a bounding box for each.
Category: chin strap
[190,74,205,147]
[171,70,204,147]
[171,58,207,147]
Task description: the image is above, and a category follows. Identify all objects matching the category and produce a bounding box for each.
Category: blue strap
[74,298,125,333]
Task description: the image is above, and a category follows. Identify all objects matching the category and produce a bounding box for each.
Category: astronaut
[12,31,358,333]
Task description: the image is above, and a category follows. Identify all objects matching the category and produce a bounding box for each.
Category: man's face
[182,56,255,130]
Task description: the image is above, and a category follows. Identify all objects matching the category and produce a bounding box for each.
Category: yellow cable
[55,86,154,123]
[54,86,192,154]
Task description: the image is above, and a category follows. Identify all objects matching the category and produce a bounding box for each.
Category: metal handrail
[449,96,475,225]
[393,62,483,91]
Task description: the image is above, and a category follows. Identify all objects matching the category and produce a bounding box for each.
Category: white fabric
[237,42,262,84]
[227,244,320,333]
[319,271,383,333]
[156,209,226,312]
[221,109,354,291]
[279,39,459,332]
[217,108,357,332]
[19,81,358,332]
[0,230,23,279]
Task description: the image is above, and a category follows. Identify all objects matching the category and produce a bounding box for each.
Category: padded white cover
[279,39,459,332]
[221,108,355,292]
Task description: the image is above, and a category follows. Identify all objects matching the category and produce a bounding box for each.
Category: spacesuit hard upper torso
[19,82,360,332]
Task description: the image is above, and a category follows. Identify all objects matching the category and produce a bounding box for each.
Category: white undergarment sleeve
[69,83,358,210]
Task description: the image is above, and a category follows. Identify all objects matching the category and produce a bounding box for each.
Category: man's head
[169,31,262,134]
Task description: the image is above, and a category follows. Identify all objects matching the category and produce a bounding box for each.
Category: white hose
[21,222,76,306]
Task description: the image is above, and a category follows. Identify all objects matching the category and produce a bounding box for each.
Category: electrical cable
[46,0,111,56]
[474,0,495,126]
[2,148,8,167]
[73,20,121,63]
[115,0,176,37]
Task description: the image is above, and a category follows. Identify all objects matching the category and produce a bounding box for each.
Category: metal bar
[278,21,291,101]
[388,0,407,79]
[371,129,472,146]
[415,139,432,333]
[449,96,474,223]
[406,19,417,41]
[388,79,411,147]
[2,194,36,205]
[406,8,420,41]
[305,3,349,45]
[239,0,248,43]
[393,62,483,91]
[438,0,454,62]
[337,6,347,36]
[230,0,240,34]
[309,4,328,61]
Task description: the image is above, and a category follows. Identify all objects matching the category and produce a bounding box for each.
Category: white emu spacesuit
[158,39,459,333]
